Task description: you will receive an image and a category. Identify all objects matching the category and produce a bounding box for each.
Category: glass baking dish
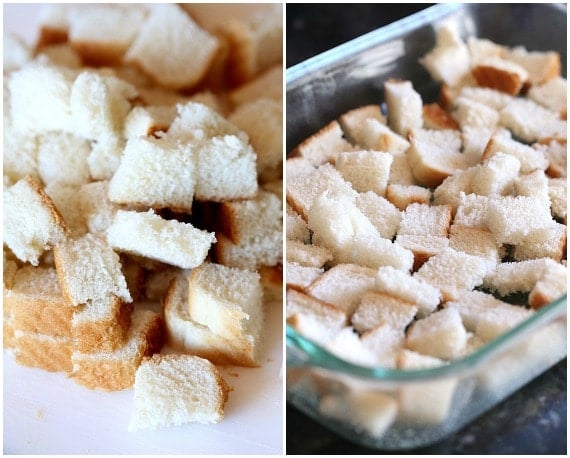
[286,3,567,450]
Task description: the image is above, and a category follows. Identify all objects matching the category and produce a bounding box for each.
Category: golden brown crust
[36,27,69,50]
[15,333,73,373]
[70,40,125,67]
[422,103,460,130]
[471,64,525,95]
[10,292,74,338]
[290,120,354,164]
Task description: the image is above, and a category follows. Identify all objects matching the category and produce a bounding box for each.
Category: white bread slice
[123,105,177,139]
[44,182,88,237]
[36,42,83,69]
[286,262,323,291]
[351,291,418,334]
[335,150,393,196]
[305,263,377,316]
[228,97,282,182]
[533,139,566,179]
[394,234,450,271]
[78,181,118,236]
[448,225,504,264]
[129,354,230,431]
[71,309,164,391]
[54,233,132,306]
[385,184,432,211]
[512,222,566,263]
[286,205,310,243]
[432,168,476,211]
[353,118,411,155]
[397,203,452,237]
[324,326,379,367]
[108,137,196,212]
[514,170,550,204]
[354,192,402,240]
[376,266,441,318]
[319,391,397,439]
[467,36,505,65]
[285,156,316,183]
[384,79,423,136]
[125,4,219,90]
[548,178,567,223]
[228,64,283,107]
[286,240,333,269]
[486,195,553,245]
[338,105,386,145]
[37,132,91,187]
[106,209,216,270]
[215,231,282,271]
[471,153,521,197]
[457,86,514,111]
[505,46,561,86]
[187,262,263,347]
[414,248,490,301]
[471,56,529,95]
[407,129,469,188]
[406,307,467,360]
[527,76,567,117]
[291,120,355,166]
[482,133,548,174]
[3,176,68,265]
[286,163,357,220]
[360,323,405,368]
[14,331,73,373]
[419,23,470,87]
[528,262,567,309]
[452,192,489,229]
[450,96,500,130]
[87,136,126,181]
[474,304,533,342]
[164,274,260,366]
[2,127,40,186]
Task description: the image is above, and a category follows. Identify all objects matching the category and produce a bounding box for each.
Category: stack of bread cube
[4,2,283,404]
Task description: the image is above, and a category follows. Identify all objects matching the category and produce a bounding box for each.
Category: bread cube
[335,150,393,196]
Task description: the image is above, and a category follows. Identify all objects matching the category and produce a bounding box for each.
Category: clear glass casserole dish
[286,3,567,450]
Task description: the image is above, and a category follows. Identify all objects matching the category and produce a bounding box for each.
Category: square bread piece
[129,354,230,431]
[187,262,263,346]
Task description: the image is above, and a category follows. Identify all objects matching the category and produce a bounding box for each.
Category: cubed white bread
[193,135,258,201]
[419,23,470,87]
[319,391,398,439]
[528,262,567,309]
[456,86,514,111]
[3,128,40,185]
[534,140,567,179]
[108,137,196,212]
[471,153,521,197]
[335,150,393,195]
[286,240,333,269]
[432,169,476,211]
[513,222,566,263]
[166,102,247,144]
[228,64,283,107]
[37,132,91,187]
[71,309,164,391]
[3,176,67,265]
[324,327,379,367]
[474,304,533,342]
[125,4,219,90]
[45,182,88,237]
[123,105,177,139]
[36,43,83,69]
[354,192,402,240]
[78,181,118,236]
[376,266,441,318]
[437,73,477,110]
[215,229,282,271]
[394,235,450,271]
[422,103,460,130]
[144,267,181,302]
[387,153,416,185]
[338,105,387,145]
[305,263,377,316]
[286,289,347,346]
[67,4,147,66]
[187,262,263,345]
[361,323,406,369]
[486,195,553,245]
[527,76,567,117]
[228,98,282,182]
[353,118,411,155]
[407,129,470,188]
[36,4,70,47]
[285,157,316,183]
[308,193,414,271]
[87,137,125,181]
[261,179,282,199]
[129,354,230,431]
[351,291,418,334]
[54,233,132,306]
[406,307,467,360]
[385,184,432,211]
[290,120,355,166]
[414,248,490,301]
[286,163,357,220]
[471,56,529,95]
[397,349,458,424]
[505,46,561,86]
[548,178,567,223]
[3,249,20,290]
[8,62,76,135]
[467,36,505,65]
[286,205,310,243]
[218,190,281,245]
[452,192,489,229]
[450,96,500,130]
[514,170,550,206]
[483,257,562,297]
[106,209,216,270]
[460,126,497,166]
[14,331,73,373]
[448,225,504,264]
[384,79,423,136]
[397,203,452,237]
[482,133,548,174]
[286,263,323,291]
[164,273,260,366]
[4,33,32,72]
[500,98,567,143]
[70,71,138,141]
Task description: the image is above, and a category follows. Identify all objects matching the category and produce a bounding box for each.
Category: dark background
[285,4,567,455]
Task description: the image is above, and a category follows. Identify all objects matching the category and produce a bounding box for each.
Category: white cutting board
[3,4,284,454]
